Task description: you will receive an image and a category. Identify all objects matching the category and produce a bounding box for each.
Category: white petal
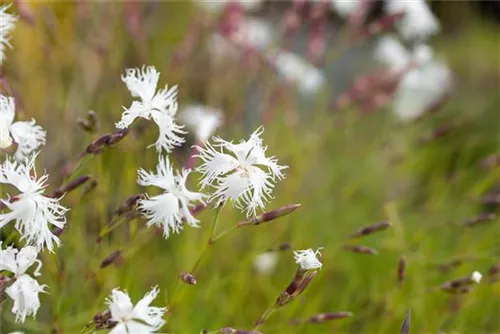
[0,5,16,65]
[108,323,127,334]
[138,193,182,239]
[125,320,159,334]
[9,120,46,161]
[294,248,323,270]
[210,170,251,209]
[151,84,178,116]
[107,289,134,322]
[0,242,19,274]
[386,0,440,41]
[0,94,15,148]
[15,246,39,277]
[116,101,150,129]
[121,66,160,103]
[196,142,239,189]
[374,36,411,72]
[5,274,47,323]
[149,111,185,153]
[331,0,361,17]
[132,286,166,329]
[137,156,175,190]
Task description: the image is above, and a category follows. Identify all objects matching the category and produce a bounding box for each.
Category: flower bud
[179,272,197,285]
[343,245,378,255]
[237,204,301,227]
[350,221,392,238]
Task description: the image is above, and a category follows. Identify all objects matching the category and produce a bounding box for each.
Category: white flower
[330,0,361,17]
[471,271,482,283]
[196,126,287,217]
[0,4,16,65]
[254,252,278,275]
[393,48,452,121]
[374,36,411,72]
[106,286,166,334]
[269,50,325,95]
[0,94,46,161]
[137,156,207,239]
[231,18,273,51]
[294,248,323,270]
[116,66,185,153]
[1,243,47,323]
[0,242,42,277]
[375,38,452,122]
[178,105,223,142]
[0,154,69,252]
[386,0,440,41]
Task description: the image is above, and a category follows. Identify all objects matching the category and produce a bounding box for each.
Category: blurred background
[1,0,499,333]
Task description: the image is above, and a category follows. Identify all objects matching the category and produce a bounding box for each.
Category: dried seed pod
[100,250,122,269]
[343,245,378,255]
[463,213,497,227]
[237,204,301,227]
[350,221,392,238]
[179,272,197,285]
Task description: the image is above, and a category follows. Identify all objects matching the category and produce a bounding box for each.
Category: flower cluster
[0,243,47,323]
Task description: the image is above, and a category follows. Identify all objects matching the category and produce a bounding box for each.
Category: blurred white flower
[374,36,411,72]
[196,126,287,217]
[195,0,263,13]
[269,50,325,95]
[0,154,69,252]
[393,47,452,121]
[294,248,323,270]
[231,18,273,51]
[386,0,440,41]
[0,94,47,161]
[1,243,47,323]
[137,156,207,239]
[330,0,361,17]
[178,105,223,142]
[253,252,278,275]
[471,271,482,283]
[0,4,16,65]
[375,38,452,122]
[106,286,166,334]
[116,66,185,153]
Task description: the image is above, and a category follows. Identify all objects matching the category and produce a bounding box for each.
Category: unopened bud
[220,328,261,334]
[100,250,122,269]
[86,134,111,154]
[400,310,410,334]
[441,271,482,292]
[463,213,497,227]
[179,272,197,285]
[53,175,91,198]
[115,194,143,216]
[238,204,301,227]
[77,110,99,133]
[350,221,392,238]
[290,311,353,325]
[343,245,378,255]
[397,256,407,284]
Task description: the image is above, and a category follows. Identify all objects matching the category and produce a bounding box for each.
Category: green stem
[253,304,278,330]
[168,206,222,309]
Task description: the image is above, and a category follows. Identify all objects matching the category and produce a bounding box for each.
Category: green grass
[1,2,499,333]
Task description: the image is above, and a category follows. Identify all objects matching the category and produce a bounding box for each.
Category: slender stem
[208,206,222,244]
[253,304,278,330]
[211,224,238,243]
[168,206,222,310]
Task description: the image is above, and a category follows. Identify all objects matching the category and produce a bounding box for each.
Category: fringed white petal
[5,274,47,323]
[9,120,46,161]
